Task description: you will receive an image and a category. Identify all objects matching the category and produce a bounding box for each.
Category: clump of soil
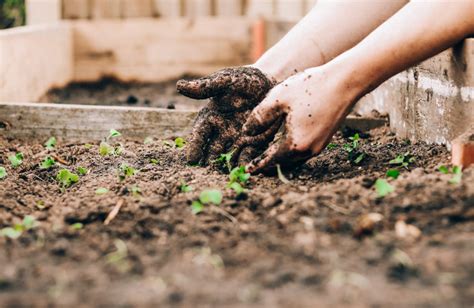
[39,77,205,111]
[0,127,472,307]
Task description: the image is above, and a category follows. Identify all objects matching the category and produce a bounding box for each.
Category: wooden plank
[215,0,242,16]
[62,0,90,19]
[0,103,197,141]
[72,18,253,82]
[274,0,305,20]
[183,0,212,17]
[26,0,62,25]
[91,0,121,19]
[153,0,182,17]
[245,0,274,18]
[121,0,153,18]
[0,24,73,103]
[0,102,386,142]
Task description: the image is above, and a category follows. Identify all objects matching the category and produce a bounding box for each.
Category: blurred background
[0,0,25,29]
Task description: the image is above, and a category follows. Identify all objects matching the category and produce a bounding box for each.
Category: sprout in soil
[276,164,291,184]
[326,143,338,150]
[438,165,463,184]
[95,187,109,195]
[8,152,23,168]
[386,169,400,179]
[84,143,93,149]
[77,167,88,175]
[118,163,137,181]
[0,215,40,240]
[56,169,79,188]
[191,189,223,214]
[40,156,56,169]
[0,166,7,179]
[343,133,366,164]
[71,223,83,230]
[389,152,415,169]
[214,151,234,173]
[150,158,159,165]
[131,185,141,197]
[227,166,251,195]
[100,129,122,156]
[180,180,193,193]
[44,136,57,150]
[374,179,394,198]
[174,137,186,148]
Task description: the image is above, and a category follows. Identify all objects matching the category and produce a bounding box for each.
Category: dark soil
[39,77,205,111]
[0,127,473,307]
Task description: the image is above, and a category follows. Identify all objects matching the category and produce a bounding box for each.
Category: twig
[323,201,350,215]
[211,205,238,224]
[51,154,70,166]
[104,199,125,225]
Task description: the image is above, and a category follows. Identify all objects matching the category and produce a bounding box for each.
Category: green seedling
[180,180,193,193]
[36,200,46,210]
[276,164,291,184]
[118,163,137,181]
[326,143,338,150]
[44,137,57,150]
[386,169,400,179]
[374,179,394,198]
[56,169,79,188]
[438,165,463,184]
[131,185,141,197]
[343,134,366,164]
[228,182,244,195]
[99,141,115,156]
[214,151,234,173]
[95,187,109,195]
[108,129,122,139]
[227,166,251,195]
[106,239,131,273]
[8,152,23,168]
[389,152,415,169]
[150,158,159,165]
[144,136,153,144]
[0,167,6,179]
[84,143,93,149]
[77,167,88,175]
[71,223,83,230]
[40,156,56,169]
[191,189,223,215]
[100,129,122,156]
[0,215,39,239]
[175,137,186,148]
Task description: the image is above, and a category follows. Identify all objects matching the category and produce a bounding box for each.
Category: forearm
[253,0,408,81]
[332,0,474,102]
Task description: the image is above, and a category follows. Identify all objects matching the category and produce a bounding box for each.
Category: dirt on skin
[0,127,473,307]
[39,77,205,111]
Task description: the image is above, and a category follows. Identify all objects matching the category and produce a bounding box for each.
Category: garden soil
[0,126,472,307]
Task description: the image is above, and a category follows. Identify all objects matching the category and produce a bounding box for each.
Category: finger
[186,112,214,165]
[176,70,235,99]
[246,141,286,174]
[242,97,284,137]
[237,146,260,166]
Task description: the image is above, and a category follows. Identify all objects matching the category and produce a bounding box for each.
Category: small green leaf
[77,167,88,176]
[56,169,79,188]
[0,167,7,179]
[199,189,223,205]
[131,185,141,197]
[95,187,109,195]
[229,166,250,184]
[0,227,22,239]
[386,169,400,179]
[180,181,193,193]
[8,152,23,168]
[71,223,83,230]
[114,144,124,156]
[108,129,122,139]
[40,156,56,169]
[191,201,204,214]
[214,151,234,173]
[84,143,93,149]
[449,166,462,184]
[118,163,137,181]
[375,179,394,198]
[389,155,405,165]
[326,143,338,150]
[354,153,366,164]
[22,216,39,230]
[276,164,291,184]
[174,137,186,148]
[44,137,57,150]
[229,182,244,195]
[144,136,153,144]
[438,165,449,174]
[150,158,159,165]
[99,142,114,156]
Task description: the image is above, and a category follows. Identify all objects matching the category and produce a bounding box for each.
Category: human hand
[176,67,278,166]
[242,66,357,173]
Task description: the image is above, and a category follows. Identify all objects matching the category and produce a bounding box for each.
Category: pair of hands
[177,66,353,173]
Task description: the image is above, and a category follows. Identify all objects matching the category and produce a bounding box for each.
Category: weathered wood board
[0,103,386,142]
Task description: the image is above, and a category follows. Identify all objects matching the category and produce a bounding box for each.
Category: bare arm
[254,0,409,81]
[245,0,474,173]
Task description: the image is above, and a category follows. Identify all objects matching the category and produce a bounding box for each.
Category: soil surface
[39,77,205,111]
[0,127,472,307]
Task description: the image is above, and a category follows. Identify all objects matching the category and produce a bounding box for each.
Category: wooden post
[215,0,242,16]
[62,0,90,19]
[452,128,474,168]
[26,0,62,25]
[251,19,266,62]
[91,0,121,19]
[183,0,212,17]
[245,0,274,18]
[153,0,182,17]
[121,0,153,18]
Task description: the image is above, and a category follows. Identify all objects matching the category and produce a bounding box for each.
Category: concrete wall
[0,23,73,102]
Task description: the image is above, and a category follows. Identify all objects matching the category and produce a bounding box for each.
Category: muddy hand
[176,67,276,165]
[243,66,358,174]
